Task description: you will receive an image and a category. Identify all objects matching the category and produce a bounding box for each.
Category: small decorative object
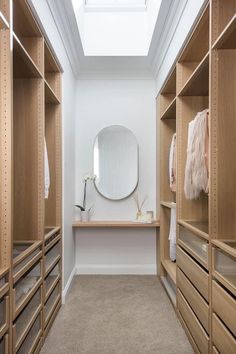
[133,193,147,222]
[146,211,154,223]
[75,173,96,222]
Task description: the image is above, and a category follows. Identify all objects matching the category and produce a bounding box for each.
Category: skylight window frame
[84,0,148,12]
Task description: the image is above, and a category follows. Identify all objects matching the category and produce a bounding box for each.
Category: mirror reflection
[93,125,138,200]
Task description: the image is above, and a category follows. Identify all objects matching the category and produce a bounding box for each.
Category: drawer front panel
[212,313,236,354]
[0,334,8,354]
[178,225,208,268]
[177,289,209,354]
[177,246,209,301]
[177,267,209,332]
[213,247,236,296]
[0,295,9,337]
[212,280,236,337]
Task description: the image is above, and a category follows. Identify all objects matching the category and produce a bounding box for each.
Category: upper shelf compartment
[45,43,61,103]
[160,68,176,119]
[13,0,43,76]
[0,0,10,25]
[212,0,236,46]
[177,5,209,95]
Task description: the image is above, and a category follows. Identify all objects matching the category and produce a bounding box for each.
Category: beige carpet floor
[40,276,194,354]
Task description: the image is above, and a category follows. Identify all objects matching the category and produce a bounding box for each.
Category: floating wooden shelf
[160,97,176,120]
[13,33,42,78]
[178,220,209,240]
[161,201,176,209]
[45,80,60,104]
[213,14,236,49]
[0,11,9,29]
[73,220,160,228]
[161,259,176,284]
[178,52,209,96]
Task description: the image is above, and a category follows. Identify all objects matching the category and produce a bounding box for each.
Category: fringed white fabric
[169,207,176,262]
[169,133,177,192]
[184,109,209,200]
[45,139,50,199]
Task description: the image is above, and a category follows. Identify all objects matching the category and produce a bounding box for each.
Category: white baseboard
[62,266,76,304]
[76,264,156,275]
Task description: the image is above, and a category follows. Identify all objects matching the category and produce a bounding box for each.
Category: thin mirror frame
[93,125,139,201]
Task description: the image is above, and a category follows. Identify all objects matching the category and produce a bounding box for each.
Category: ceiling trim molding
[149,0,188,80]
[46,0,85,77]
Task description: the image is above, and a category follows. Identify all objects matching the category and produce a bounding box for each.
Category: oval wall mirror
[93,125,138,200]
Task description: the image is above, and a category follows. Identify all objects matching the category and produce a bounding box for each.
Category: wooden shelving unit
[157,1,236,353]
[0,1,63,353]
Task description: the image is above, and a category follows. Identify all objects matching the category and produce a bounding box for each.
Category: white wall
[75,79,157,274]
[30,0,77,291]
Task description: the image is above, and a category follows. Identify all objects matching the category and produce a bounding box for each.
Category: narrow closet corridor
[0,0,236,354]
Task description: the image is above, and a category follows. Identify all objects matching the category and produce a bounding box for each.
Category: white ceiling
[45,0,189,79]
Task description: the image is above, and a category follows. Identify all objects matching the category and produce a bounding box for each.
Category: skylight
[72,0,161,56]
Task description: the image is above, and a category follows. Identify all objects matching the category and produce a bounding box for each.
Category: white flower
[83,173,96,182]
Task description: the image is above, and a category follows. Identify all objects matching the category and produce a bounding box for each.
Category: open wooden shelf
[73,220,160,228]
[161,259,176,284]
[0,11,9,29]
[13,33,42,78]
[178,53,209,96]
[161,201,176,209]
[213,14,236,49]
[45,80,60,104]
[160,97,176,120]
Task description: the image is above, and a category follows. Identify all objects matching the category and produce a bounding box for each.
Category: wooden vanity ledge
[72,220,160,228]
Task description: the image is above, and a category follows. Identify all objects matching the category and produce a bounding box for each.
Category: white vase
[81,210,90,222]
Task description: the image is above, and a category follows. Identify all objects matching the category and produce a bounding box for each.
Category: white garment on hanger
[45,139,50,199]
[169,207,176,262]
[169,133,177,192]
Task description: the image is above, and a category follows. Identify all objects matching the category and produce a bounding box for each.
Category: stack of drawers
[0,270,10,354]
[211,246,236,354]
[177,224,210,354]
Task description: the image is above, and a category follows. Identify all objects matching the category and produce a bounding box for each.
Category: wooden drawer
[16,313,42,354]
[13,286,42,352]
[177,267,209,332]
[44,261,61,301]
[177,246,209,301]
[212,280,236,337]
[44,280,61,326]
[13,260,42,319]
[177,289,209,354]
[0,271,9,299]
[45,241,61,277]
[213,247,236,296]
[0,333,9,354]
[178,224,209,269]
[212,313,236,354]
[13,242,42,284]
[0,295,9,338]
[44,227,60,253]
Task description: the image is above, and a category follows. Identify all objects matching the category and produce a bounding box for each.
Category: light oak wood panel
[211,50,236,239]
[176,96,209,222]
[13,79,44,242]
[177,267,209,332]
[212,280,236,337]
[161,259,176,284]
[13,0,41,37]
[177,246,209,301]
[211,0,236,44]
[0,28,11,269]
[161,67,176,95]
[177,289,209,354]
[212,313,236,354]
